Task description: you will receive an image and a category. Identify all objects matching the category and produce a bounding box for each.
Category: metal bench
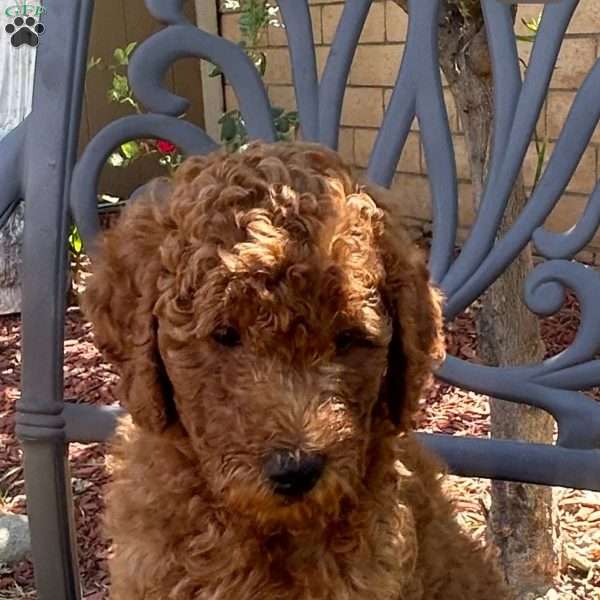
[1,0,599,598]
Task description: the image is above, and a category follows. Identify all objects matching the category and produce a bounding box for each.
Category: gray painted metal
[9,2,94,596]
[1,0,599,597]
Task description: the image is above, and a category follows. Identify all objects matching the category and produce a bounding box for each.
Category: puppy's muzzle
[263,450,325,498]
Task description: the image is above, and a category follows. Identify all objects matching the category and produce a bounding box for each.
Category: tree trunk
[0,203,24,315]
[0,10,37,315]
[391,1,558,594]
[477,184,558,595]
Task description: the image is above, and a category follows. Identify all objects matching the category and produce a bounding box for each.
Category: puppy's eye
[211,326,241,347]
[335,329,374,355]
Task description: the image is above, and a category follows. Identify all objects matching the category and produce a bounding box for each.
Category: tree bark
[0,20,36,315]
[0,203,24,315]
[0,11,37,315]
[478,186,559,593]
[391,1,558,594]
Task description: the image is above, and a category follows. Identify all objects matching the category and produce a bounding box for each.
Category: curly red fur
[84,142,511,599]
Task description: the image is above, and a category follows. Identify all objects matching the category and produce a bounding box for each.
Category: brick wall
[219,1,600,262]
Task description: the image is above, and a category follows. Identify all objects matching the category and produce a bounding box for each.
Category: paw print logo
[5,16,45,48]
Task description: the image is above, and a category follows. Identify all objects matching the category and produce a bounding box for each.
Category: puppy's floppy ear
[83,180,175,433]
[367,183,445,429]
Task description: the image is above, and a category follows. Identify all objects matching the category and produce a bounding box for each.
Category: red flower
[156,139,176,154]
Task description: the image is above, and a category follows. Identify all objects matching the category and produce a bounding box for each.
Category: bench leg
[21,437,81,600]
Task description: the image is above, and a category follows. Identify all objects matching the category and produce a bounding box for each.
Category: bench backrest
[1,1,599,598]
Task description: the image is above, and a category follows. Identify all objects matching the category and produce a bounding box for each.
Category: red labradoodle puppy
[84,142,511,599]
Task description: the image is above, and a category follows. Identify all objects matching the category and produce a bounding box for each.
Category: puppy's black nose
[263,450,325,498]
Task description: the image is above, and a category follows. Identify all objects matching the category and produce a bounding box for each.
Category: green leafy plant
[516,13,547,189]
[213,0,280,76]
[214,0,299,151]
[516,14,541,43]
[219,105,299,153]
[531,128,548,189]
[87,43,184,173]
[68,46,183,303]
[67,224,85,303]
[67,1,300,302]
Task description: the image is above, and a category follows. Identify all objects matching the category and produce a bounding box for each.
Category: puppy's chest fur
[171,516,417,600]
[106,425,424,600]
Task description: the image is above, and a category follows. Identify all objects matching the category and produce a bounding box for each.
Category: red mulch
[1,312,115,599]
[1,295,599,599]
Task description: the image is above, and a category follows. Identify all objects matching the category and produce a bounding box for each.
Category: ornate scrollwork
[73,0,600,486]
[70,0,280,251]
[1,0,592,487]
[71,115,218,246]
